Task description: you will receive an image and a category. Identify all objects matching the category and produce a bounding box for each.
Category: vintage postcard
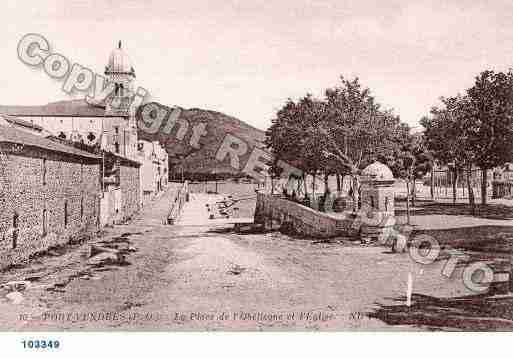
[1,1,513,346]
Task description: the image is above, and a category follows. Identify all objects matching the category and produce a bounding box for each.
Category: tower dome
[361,161,394,181]
[105,41,135,76]
[103,40,136,117]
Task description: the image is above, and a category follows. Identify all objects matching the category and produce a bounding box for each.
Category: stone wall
[0,145,101,269]
[100,159,141,226]
[99,188,119,226]
[254,192,356,238]
[119,163,140,222]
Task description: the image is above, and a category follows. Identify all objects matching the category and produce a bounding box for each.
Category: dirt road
[0,191,476,331]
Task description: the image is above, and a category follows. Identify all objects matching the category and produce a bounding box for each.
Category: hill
[137,106,267,176]
[0,99,267,177]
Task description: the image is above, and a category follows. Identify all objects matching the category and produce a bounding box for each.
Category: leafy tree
[387,129,432,223]
[265,95,331,199]
[465,70,513,205]
[266,76,412,214]
[422,70,513,209]
[422,95,481,213]
[321,77,405,209]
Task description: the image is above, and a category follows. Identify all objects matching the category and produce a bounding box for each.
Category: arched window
[385,197,389,211]
[87,132,96,142]
[370,196,375,209]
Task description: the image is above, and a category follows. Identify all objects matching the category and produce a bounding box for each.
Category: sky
[2,0,513,131]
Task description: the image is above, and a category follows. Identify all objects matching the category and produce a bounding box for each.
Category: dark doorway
[12,212,19,249]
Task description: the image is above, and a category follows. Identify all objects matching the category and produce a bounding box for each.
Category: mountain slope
[0,99,267,175]
[137,106,267,175]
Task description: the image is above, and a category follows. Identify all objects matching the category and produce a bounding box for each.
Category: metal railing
[167,181,189,224]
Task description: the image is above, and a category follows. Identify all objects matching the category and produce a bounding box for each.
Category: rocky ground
[2,189,513,331]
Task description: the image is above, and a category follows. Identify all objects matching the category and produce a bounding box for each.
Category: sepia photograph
[1,1,513,354]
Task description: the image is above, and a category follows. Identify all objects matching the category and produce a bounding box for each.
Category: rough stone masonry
[0,125,102,269]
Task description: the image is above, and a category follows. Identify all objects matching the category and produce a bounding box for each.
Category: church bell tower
[104,40,136,116]
[104,41,138,159]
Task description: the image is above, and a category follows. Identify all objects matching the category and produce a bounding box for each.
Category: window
[370,196,375,209]
[64,201,68,227]
[80,163,83,183]
[80,197,84,219]
[42,158,47,185]
[385,197,389,212]
[114,142,120,153]
[42,209,48,236]
[114,126,119,134]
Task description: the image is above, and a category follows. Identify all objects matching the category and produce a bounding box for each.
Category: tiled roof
[0,99,116,117]
[0,124,101,159]
[0,114,43,131]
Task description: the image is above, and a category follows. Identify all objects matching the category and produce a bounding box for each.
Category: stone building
[0,124,101,269]
[137,140,169,205]
[154,141,169,190]
[0,41,139,160]
[0,41,145,225]
[100,152,141,226]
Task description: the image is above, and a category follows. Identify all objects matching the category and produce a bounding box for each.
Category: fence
[427,168,492,201]
[492,181,513,199]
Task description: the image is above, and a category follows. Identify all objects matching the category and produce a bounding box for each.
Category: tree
[387,129,432,223]
[321,77,405,209]
[423,71,513,209]
[422,95,478,212]
[267,95,343,197]
[266,76,411,214]
[465,70,513,205]
[265,95,330,201]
